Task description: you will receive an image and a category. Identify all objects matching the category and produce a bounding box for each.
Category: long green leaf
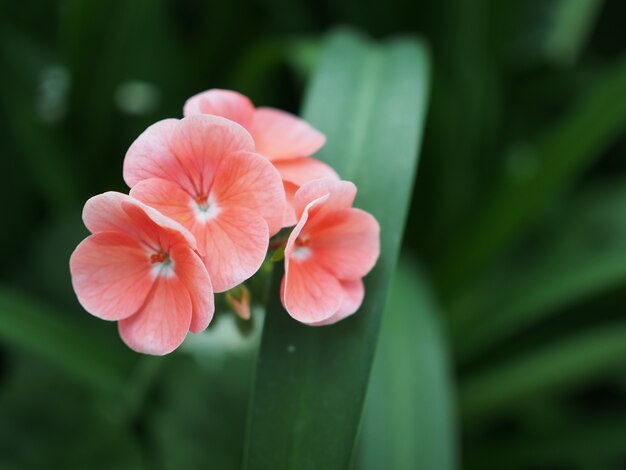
[440,53,626,294]
[461,322,626,421]
[505,0,604,67]
[452,179,626,361]
[0,287,130,393]
[244,29,430,469]
[357,260,458,470]
[544,0,604,67]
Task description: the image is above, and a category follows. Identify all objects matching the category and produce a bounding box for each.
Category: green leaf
[244,29,430,469]
[543,0,604,67]
[452,179,626,362]
[356,259,458,470]
[505,0,604,68]
[461,322,626,421]
[0,287,131,393]
[0,356,143,470]
[269,243,286,262]
[440,52,626,294]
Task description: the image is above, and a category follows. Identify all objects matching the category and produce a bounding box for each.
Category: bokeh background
[2,0,626,469]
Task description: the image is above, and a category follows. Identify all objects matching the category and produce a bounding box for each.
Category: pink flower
[123,114,285,293]
[281,179,380,325]
[183,89,339,226]
[69,192,214,355]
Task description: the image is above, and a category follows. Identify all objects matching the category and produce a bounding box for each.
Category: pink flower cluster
[70,89,380,355]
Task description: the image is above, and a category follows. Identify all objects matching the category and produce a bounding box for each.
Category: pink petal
[199,206,270,293]
[170,244,214,333]
[211,151,285,236]
[293,179,357,222]
[285,192,329,254]
[70,231,154,321]
[130,179,212,259]
[82,191,136,235]
[250,107,325,161]
[129,178,197,237]
[183,89,255,128]
[281,194,343,323]
[118,276,192,355]
[121,200,198,251]
[280,258,343,324]
[273,157,339,186]
[83,192,197,251]
[169,115,255,195]
[281,181,299,227]
[338,278,365,317]
[308,208,380,280]
[308,279,364,326]
[123,119,191,190]
[275,160,339,228]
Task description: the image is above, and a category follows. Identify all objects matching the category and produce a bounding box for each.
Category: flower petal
[123,119,192,190]
[121,200,197,251]
[285,192,329,256]
[211,151,285,236]
[129,178,196,235]
[281,194,342,323]
[170,115,255,195]
[199,207,269,293]
[183,89,255,128]
[293,179,356,222]
[281,181,299,228]
[309,208,380,280]
[82,191,135,235]
[118,276,192,355]
[275,160,339,228]
[83,191,197,251]
[250,107,325,161]
[273,157,339,187]
[281,258,343,324]
[170,244,214,333]
[70,231,154,321]
[308,279,364,326]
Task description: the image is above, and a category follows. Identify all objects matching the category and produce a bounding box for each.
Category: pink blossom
[69,192,214,355]
[183,89,339,226]
[123,114,285,293]
[281,179,380,325]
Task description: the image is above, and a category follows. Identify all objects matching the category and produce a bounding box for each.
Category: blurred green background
[2,0,626,469]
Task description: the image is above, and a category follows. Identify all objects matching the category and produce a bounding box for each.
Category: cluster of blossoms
[70,89,380,355]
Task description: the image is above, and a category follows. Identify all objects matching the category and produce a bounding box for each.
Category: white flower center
[191,193,220,223]
[292,246,312,261]
[150,251,175,278]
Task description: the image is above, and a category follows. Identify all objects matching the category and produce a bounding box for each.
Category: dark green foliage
[2,0,626,468]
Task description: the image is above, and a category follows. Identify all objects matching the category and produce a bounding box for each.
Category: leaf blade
[244,29,431,470]
[461,322,626,421]
[452,179,626,362]
[357,260,459,470]
[440,53,626,293]
[0,287,130,393]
